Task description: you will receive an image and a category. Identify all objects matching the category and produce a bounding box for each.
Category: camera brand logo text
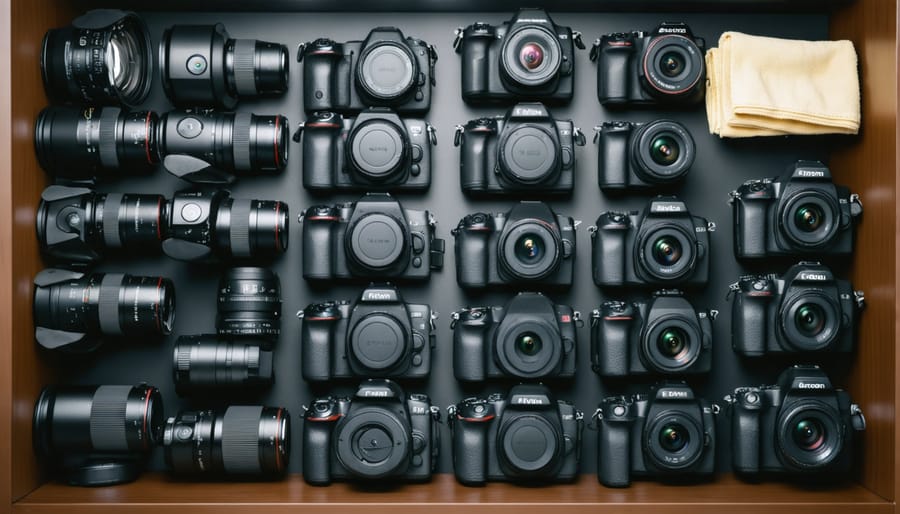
[658,27,688,34]
[660,390,690,399]
[799,272,827,281]
[798,382,827,389]
[797,169,826,177]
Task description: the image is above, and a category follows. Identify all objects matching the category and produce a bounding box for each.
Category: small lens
[657,327,689,359]
[652,236,683,266]
[794,204,825,232]
[519,42,545,70]
[516,333,543,356]
[650,136,680,166]
[793,418,826,451]
[659,51,686,77]
[173,336,274,393]
[515,234,544,263]
[795,303,826,337]
[659,423,689,452]
[216,267,281,338]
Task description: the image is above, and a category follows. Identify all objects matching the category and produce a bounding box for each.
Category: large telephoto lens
[163,406,290,477]
[214,198,289,259]
[35,106,159,180]
[41,10,152,107]
[217,267,281,338]
[33,269,175,351]
[33,384,163,485]
[160,24,289,108]
[173,335,274,394]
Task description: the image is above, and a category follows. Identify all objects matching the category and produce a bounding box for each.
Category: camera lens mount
[498,413,561,476]
[335,406,410,479]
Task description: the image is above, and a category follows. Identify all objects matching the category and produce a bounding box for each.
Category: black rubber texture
[102,193,123,249]
[98,107,121,170]
[233,39,258,96]
[229,199,253,258]
[221,405,263,474]
[97,273,124,336]
[89,385,132,452]
[232,112,253,171]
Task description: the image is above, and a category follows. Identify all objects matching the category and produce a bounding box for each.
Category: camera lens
[163,406,289,476]
[793,418,826,451]
[643,315,700,373]
[777,404,842,469]
[639,226,695,282]
[42,11,152,107]
[650,136,680,165]
[347,213,406,272]
[335,407,410,479]
[173,335,274,394]
[516,333,543,356]
[358,43,416,101]
[659,51,686,77]
[33,384,162,485]
[348,118,408,181]
[34,107,160,180]
[216,198,290,258]
[632,120,695,183]
[657,327,689,359]
[652,236,683,266]
[350,313,408,373]
[515,234,545,263]
[33,270,175,351]
[646,413,703,470]
[519,42,545,70]
[501,25,562,88]
[780,292,839,351]
[794,204,825,233]
[641,34,704,98]
[498,414,561,476]
[659,423,689,452]
[217,267,281,338]
[795,304,826,337]
[495,300,562,379]
[780,192,839,249]
[499,125,559,185]
[500,220,561,281]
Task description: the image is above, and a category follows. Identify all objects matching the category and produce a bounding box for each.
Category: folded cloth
[706,31,860,137]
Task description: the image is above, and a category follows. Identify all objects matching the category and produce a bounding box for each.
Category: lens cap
[500,126,558,184]
[336,407,410,479]
[500,414,559,475]
[350,314,407,372]
[349,120,406,180]
[358,43,415,100]
[348,213,405,270]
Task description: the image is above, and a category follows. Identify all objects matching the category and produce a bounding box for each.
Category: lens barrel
[214,198,290,259]
[173,335,274,393]
[217,267,282,338]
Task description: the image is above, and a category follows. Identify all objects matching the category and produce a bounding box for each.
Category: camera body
[728,365,866,477]
[596,120,695,190]
[451,292,578,381]
[592,197,711,288]
[301,193,444,282]
[591,290,714,377]
[300,28,436,115]
[303,380,439,485]
[731,262,863,356]
[597,382,716,487]
[591,22,705,106]
[455,9,582,104]
[455,103,583,195]
[449,384,582,485]
[301,285,435,381]
[732,161,861,259]
[454,202,576,288]
[299,109,434,192]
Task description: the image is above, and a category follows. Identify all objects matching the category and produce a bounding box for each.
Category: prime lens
[173,335,274,394]
[217,267,282,338]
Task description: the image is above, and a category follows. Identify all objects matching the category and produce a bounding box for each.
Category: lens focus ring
[98,273,125,336]
[229,199,253,258]
[232,112,253,171]
[232,39,258,96]
[222,406,264,475]
[89,385,132,452]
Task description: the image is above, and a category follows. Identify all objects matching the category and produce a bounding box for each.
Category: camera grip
[455,230,491,288]
[731,403,760,474]
[302,420,333,485]
[597,420,631,487]
[302,217,335,280]
[731,294,768,356]
[301,123,341,190]
[597,129,629,189]
[592,318,631,377]
[452,419,489,485]
[453,323,486,382]
[460,38,491,101]
[459,130,491,192]
[733,200,768,258]
[597,46,632,104]
[301,318,333,381]
[592,224,627,287]
[303,53,339,112]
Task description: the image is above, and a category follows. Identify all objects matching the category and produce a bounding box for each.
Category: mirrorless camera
[300,284,435,381]
[597,382,716,487]
[453,201,575,288]
[297,108,434,192]
[454,9,583,104]
[451,292,578,381]
[727,365,865,478]
[732,161,862,259]
[595,120,695,190]
[303,380,439,485]
[301,193,444,282]
[591,22,705,106]
[591,196,712,288]
[448,384,582,485]
[591,290,714,377]
[454,102,584,195]
[299,28,436,115]
[730,262,864,356]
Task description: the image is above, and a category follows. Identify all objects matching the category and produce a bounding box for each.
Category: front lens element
[652,236,683,266]
[650,136,680,166]
[659,51,686,77]
[795,303,826,337]
[659,423,689,452]
[516,333,543,357]
[793,418,826,451]
[657,327,689,359]
[519,42,545,70]
[515,234,545,264]
[794,204,825,233]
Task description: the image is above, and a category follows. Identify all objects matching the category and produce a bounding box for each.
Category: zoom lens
[163,406,289,477]
[643,315,700,373]
[41,10,152,107]
[632,120,695,184]
[777,404,842,469]
[659,423,689,452]
[217,267,281,338]
[500,220,561,281]
[495,297,562,379]
[33,384,162,485]
[34,107,159,180]
[217,198,289,258]
[651,136,679,165]
[641,34,704,98]
[160,24,289,108]
[501,25,562,88]
[173,335,274,394]
[33,269,175,352]
[795,304,826,337]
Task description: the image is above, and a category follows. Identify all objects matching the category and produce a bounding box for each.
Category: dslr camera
[299,28,436,115]
[451,292,578,381]
[727,365,866,478]
[596,382,716,487]
[454,102,584,195]
[732,161,862,259]
[301,193,444,282]
[453,201,576,288]
[300,284,435,381]
[591,196,712,288]
[448,384,582,485]
[591,22,705,106]
[302,380,439,485]
[595,120,695,190]
[297,108,435,192]
[454,9,584,104]
[591,290,714,377]
[730,262,864,356]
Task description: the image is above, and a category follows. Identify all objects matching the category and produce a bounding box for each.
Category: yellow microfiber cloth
[706,31,860,137]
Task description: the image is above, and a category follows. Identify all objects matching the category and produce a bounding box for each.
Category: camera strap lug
[587,408,603,430]
[727,189,740,203]
[725,281,741,301]
[449,310,461,329]
[297,211,305,224]
[446,405,457,430]
[587,225,598,236]
[296,309,305,320]
[430,311,439,331]
[588,39,602,61]
[854,290,866,310]
[572,310,584,328]
[296,42,307,62]
[849,193,863,217]
[428,44,438,86]
[572,31,585,50]
[850,403,866,431]
[426,124,438,146]
[573,127,586,146]
[453,124,464,147]
[429,405,442,423]
[292,122,305,143]
[711,403,721,415]
[591,126,603,144]
[452,28,465,52]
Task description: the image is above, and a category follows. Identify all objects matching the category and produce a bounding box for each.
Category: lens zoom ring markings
[102,193,124,248]
[89,385,132,451]
[98,107,121,169]
[98,273,125,336]
[230,199,253,258]
[232,112,253,171]
[176,343,193,371]
[222,406,263,474]
[232,40,258,96]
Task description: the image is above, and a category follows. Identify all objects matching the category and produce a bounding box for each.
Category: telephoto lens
[158,110,289,184]
[217,267,281,339]
[160,23,289,108]
[34,106,160,180]
[32,384,163,486]
[36,185,167,264]
[33,268,175,352]
[173,335,274,395]
[41,10,153,107]
[163,406,290,478]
